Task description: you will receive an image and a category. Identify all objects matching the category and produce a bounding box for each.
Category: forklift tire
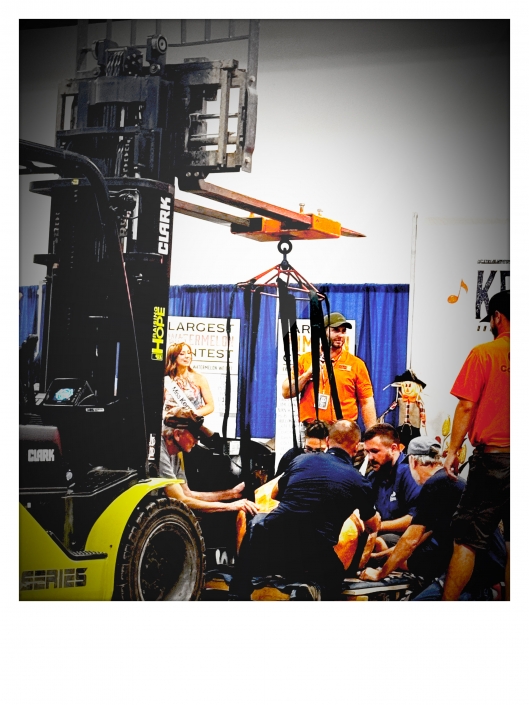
[114,497,205,601]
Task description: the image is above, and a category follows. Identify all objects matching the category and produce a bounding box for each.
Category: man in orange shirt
[442,290,510,600]
[281,312,377,429]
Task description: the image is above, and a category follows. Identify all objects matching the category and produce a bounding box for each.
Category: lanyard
[319,350,343,392]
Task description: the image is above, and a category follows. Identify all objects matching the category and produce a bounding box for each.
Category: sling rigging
[222,237,343,498]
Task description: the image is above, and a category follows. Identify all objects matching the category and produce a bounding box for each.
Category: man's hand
[229,498,260,515]
[359,567,383,582]
[370,547,394,562]
[229,482,245,499]
[282,367,312,399]
[443,449,460,481]
[443,399,474,480]
[295,368,313,393]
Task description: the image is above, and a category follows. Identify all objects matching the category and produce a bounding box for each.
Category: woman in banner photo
[164,342,214,419]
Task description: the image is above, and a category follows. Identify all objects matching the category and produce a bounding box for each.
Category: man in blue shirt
[364,423,421,551]
[360,436,506,599]
[229,420,380,600]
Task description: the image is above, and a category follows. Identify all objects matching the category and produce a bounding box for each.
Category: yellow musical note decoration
[448,279,468,304]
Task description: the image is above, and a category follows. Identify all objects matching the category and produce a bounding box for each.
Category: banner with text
[167,316,240,436]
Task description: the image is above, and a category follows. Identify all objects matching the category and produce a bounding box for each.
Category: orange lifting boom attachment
[174,176,365,242]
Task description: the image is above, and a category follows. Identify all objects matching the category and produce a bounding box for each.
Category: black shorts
[451,450,510,550]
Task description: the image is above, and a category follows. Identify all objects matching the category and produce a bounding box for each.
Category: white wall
[172,20,509,291]
[19,19,509,439]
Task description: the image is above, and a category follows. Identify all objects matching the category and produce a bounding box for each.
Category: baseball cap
[323,312,352,329]
[407,436,441,457]
[164,408,205,437]
[480,290,510,322]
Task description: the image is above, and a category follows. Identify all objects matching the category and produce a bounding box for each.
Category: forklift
[19,20,265,600]
[19,20,384,601]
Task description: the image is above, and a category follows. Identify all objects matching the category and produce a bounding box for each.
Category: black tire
[114,497,205,601]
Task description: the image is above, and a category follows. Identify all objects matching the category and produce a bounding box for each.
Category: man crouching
[162,408,259,515]
[229,420,380,600]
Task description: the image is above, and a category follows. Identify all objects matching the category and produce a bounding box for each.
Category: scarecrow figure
[379,370,426,451]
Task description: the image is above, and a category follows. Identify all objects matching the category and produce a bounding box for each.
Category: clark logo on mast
[158,197,171,255]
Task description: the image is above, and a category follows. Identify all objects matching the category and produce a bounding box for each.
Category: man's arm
[357,512,381,569]
[359,396,377,429]
[166,482,259,514]
[281,367,312,399]
[182,481,244,502]
[360,523,426,581]
[380,514,413,534]
[364,512,381,535]
[444,398,476,480]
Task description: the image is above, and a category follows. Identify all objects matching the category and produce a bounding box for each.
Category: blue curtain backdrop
[19,282,408,436]
[317,284,408,431]
[169,283,409,436]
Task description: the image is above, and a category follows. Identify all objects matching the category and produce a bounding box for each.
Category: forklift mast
[22,20,259,478]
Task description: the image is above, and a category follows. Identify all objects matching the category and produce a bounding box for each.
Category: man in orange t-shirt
[442,290,510,600]
[281,312,377,428]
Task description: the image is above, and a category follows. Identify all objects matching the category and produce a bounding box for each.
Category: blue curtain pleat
[356,285,408,430]
[19,285,39,346]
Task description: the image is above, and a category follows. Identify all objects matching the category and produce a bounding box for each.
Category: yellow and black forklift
[19,20,415,601]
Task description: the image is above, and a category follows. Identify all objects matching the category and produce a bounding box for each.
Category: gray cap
[323,312,352,329]
[407,436,441,457]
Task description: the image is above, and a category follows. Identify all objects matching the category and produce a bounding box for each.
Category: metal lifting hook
[278,237,293,270]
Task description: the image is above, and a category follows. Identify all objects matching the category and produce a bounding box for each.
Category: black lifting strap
[309,294,321,422]
[239,282,262,499]
[309,292,343,420]
[278,278,300,448]
[222,285,238,441]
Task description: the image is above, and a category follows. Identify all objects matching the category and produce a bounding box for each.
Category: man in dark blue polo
[364,423,421,551]
[360,436,506,599]
[229,420,380,600]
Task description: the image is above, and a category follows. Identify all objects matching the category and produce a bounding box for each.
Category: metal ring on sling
[278,237,293,255]
[278,237,292,271]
